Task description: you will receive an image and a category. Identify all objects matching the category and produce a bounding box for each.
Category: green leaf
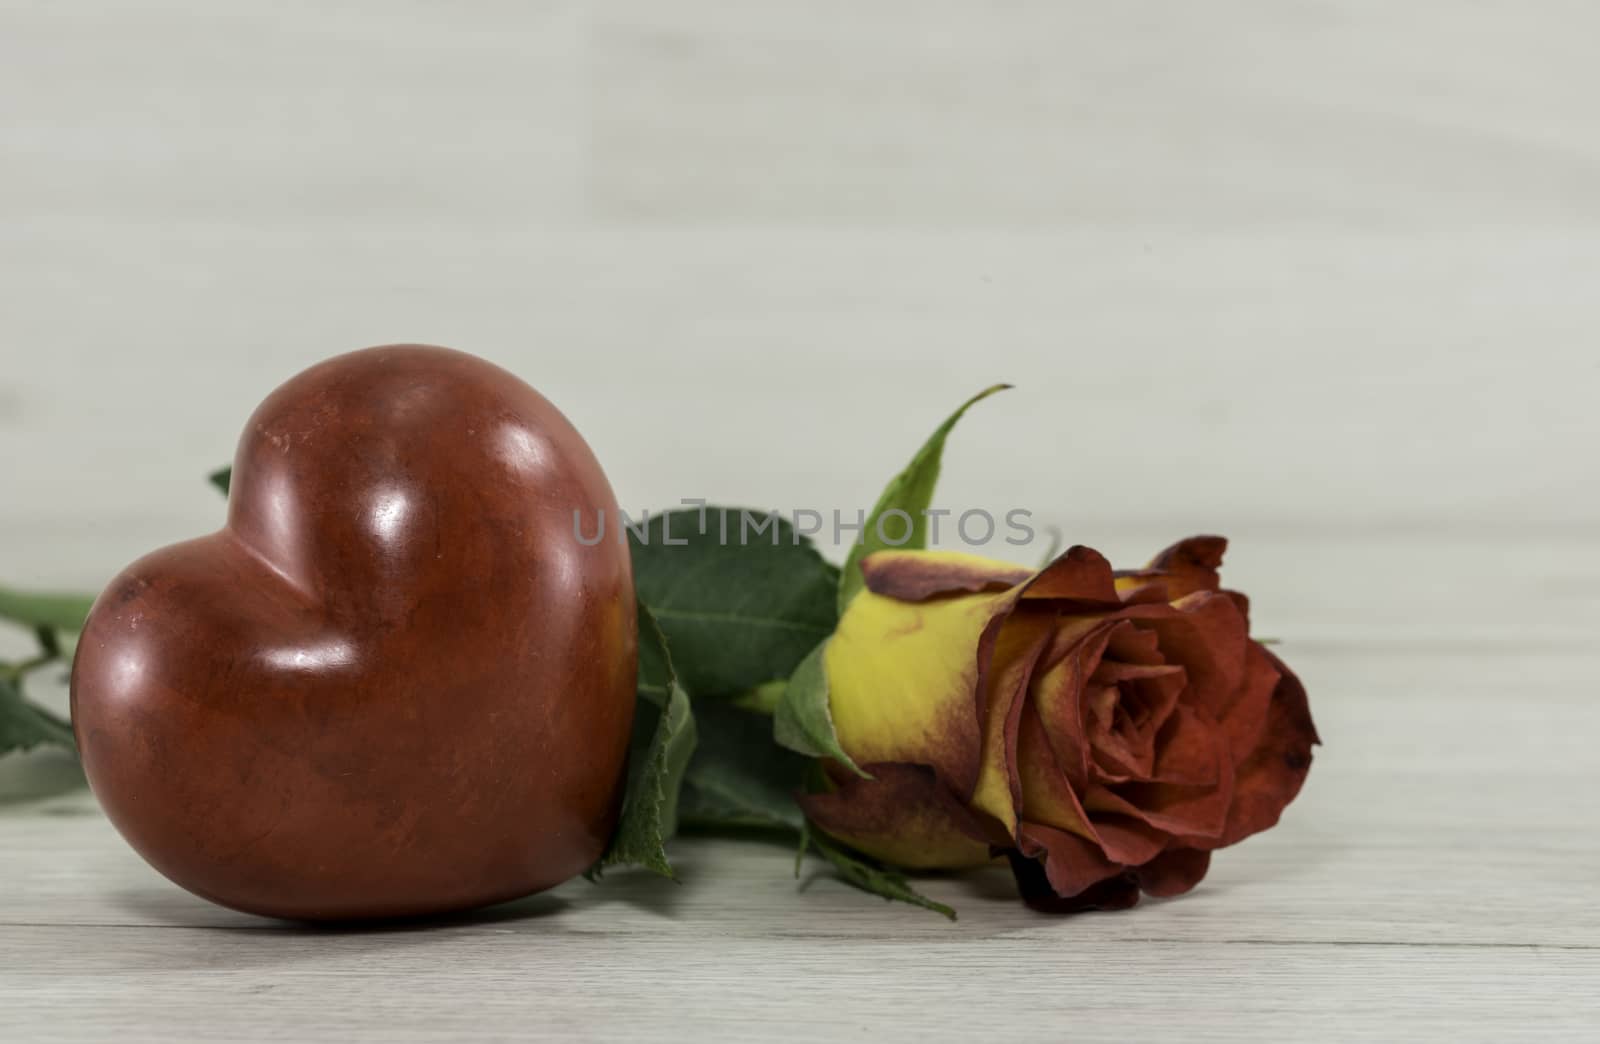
[678,701,809,833]
[630,508,838,698]
[773,639,865,776]
[805,830,957,920]
[676,704,955,918]
[0,585,96,634]
[34,626,62,658]
[635,605,674,707]
[730,679,786,715]
[210,466,232,495]
[838,384,1011,614]
[596,603,698,879]
[0,675,75,756]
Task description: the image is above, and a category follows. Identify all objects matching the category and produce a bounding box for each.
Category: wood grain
[2,1,1598,1040]
[4,573,1597,1040]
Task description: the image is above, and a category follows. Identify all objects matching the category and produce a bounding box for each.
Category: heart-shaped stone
[70,346,636,920]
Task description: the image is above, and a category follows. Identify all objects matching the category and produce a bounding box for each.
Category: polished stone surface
[69,346,637,919]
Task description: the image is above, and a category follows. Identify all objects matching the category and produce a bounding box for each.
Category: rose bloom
[798,538,1318,911]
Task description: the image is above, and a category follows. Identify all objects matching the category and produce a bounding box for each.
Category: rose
[797,537,1318,911]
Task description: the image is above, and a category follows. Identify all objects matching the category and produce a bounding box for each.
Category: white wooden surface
[3,2,1599,1041]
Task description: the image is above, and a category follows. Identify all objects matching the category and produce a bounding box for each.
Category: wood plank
[3,645,1596,946]
[590,1,1600,225]
[3,223,1597,576]
[3,1,1599,1039]
[3,925,1597,1043]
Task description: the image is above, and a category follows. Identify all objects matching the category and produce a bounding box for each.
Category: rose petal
[1030,619,1117,790]
[1091,815,1168,867]
[1113,574,1171,604]
[1147,704,1230,787]
[1138,847,1212,897]
[963,556,1117,814]
[1015,821,1128,900]
[1147,535,1228,598]
[1091,660,1183,688]
[1104,623,1163,665]
[1221,589,1252,628]
[1088,783,1225,847]
[1005,849,1141,912]
[1019,545,1121,606]
[797,763,996,869]
[1085,707,1234,842]
[1214,648,1318,848]
[1017,707,1170,867]
[827,587,1010,794]
[1090,656,1187,772]
[1086,689,1151,783]
[1014,705,1096,837]
[1124,591,1249,723]
[859,549,1033,602]
[967,610,1056,833]
[1218,639,1280,765]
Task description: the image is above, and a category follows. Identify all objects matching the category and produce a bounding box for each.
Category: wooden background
[1,2,1596,1040]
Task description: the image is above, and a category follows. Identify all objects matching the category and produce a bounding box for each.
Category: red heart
[70,346,636,920]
